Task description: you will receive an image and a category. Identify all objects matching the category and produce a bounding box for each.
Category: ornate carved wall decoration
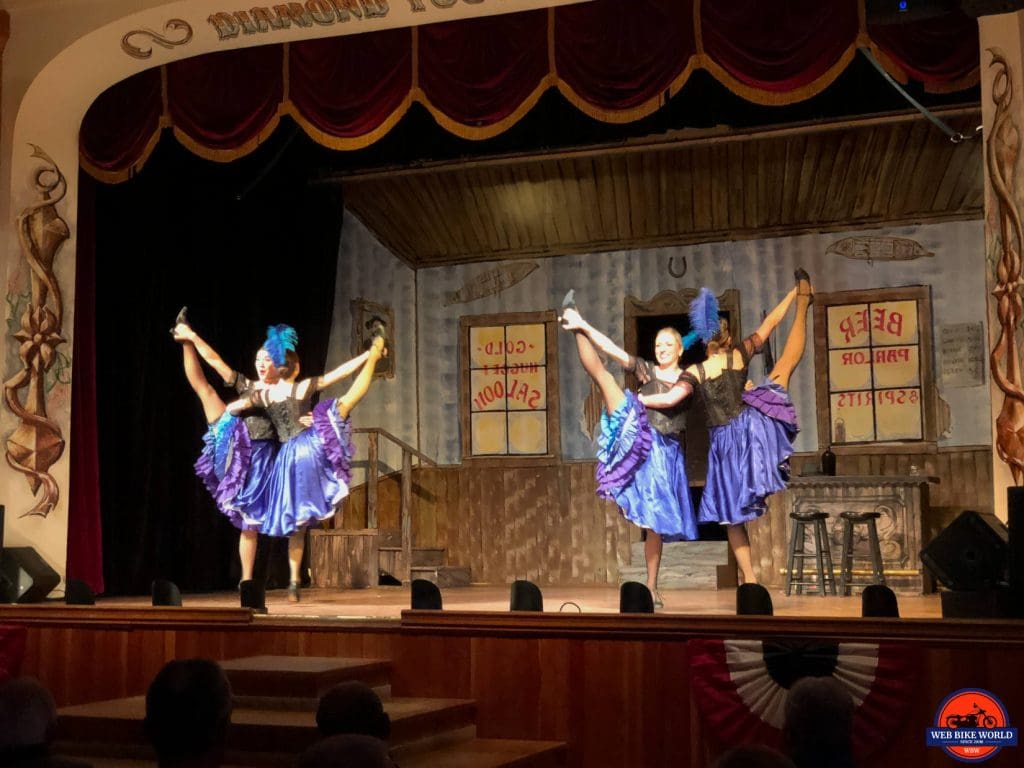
[986,49,1024,484]
[121,18,193,59]
[5,145,68,517]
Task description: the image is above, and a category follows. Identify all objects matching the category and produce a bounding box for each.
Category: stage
[6,583,1024,767]
[63,583,945,621]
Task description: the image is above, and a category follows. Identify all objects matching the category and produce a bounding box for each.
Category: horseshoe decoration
[121,19,193,59]
[668,255,687,278]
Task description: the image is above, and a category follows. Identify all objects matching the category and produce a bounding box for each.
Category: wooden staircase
[310,428,472,587]
[54,655,564,767]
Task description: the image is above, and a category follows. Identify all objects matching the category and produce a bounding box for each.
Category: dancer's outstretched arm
[173,323,235,385]
[638,380,693,409]
[560,308,631,369]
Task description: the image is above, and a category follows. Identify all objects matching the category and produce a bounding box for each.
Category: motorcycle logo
[926,688,1018,762]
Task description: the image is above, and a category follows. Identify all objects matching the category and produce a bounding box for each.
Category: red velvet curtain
[79,1,979,177]
[289,29,412,141]
[554,0,694,112]
[419,11,548,128]
[868,8,979,90]
[700,0,859,93]
[167,45,283,151]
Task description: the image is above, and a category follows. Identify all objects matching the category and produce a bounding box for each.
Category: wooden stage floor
[90,583,943,621]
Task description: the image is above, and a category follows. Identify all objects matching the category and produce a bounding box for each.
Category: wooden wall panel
[333,446,990,586]
[11,613,1024,768]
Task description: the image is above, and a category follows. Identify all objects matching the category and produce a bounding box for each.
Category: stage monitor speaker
[620,581,654,614]
[0,547,61,603]
[940,587,1018,618]
[510,580,543,612]
[921,510,1008,591]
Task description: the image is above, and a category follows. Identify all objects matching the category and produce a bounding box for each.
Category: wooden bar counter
[750,474,938,594]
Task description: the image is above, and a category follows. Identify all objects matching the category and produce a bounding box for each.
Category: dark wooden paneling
[341,110,982,267]
[15,610,1024,767]
[336,446,989,586]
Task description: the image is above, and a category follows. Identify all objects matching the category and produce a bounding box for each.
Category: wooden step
[380,546,447,567]
[399,738,566,768]
[221,655,391,702]
[65,737,565,768]
[620,540,736,589]
[411,564,472,587]
[57,694,476,756]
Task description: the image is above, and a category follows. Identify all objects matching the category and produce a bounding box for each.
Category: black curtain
[93,126,341,595]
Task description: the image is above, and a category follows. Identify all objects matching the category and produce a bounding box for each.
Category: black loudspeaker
[619,581,654,614]
[921,510,1009,591]
[65,579,96,605]
[510,580,543,612]
[0,547,61,603]
[411,579,442,610]
[239,580,267,614]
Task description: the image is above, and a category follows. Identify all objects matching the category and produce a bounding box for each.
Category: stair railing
[352,428,437,583]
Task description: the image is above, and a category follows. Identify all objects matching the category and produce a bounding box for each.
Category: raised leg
[567,327,627,416]
[336,336,385,420]
[181,342,226,424]
[768,270,813,390]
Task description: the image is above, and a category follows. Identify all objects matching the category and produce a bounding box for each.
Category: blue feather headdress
[680,330,701,351]
[688,287,721,345]
[264,324,298,367]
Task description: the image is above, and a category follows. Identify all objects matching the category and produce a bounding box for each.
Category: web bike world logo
[926,689,1018,762]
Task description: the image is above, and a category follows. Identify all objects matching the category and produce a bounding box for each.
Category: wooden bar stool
[785,509,837,596]
[838,510,886,596]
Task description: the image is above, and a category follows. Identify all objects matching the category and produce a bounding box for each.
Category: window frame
[459,310,561,467]
[812,285,937,455]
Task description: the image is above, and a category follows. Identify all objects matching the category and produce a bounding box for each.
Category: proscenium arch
[1,0,585,571]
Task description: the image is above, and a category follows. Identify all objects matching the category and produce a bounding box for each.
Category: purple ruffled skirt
[596,391,698,540]
[194,414,278,532]
[257,399,354,538]
[699,381,798,526]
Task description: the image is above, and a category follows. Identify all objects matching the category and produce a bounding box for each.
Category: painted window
[460,312,559,461]
[814,286,935,447]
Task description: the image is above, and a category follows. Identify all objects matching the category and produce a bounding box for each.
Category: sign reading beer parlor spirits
[826,300,923,443]
[468,324,548,455]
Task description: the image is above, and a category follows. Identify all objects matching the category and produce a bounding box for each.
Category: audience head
[316,681,390,740]
[297,734,394,768]
[144,658,232,767]
[711,745,797,768]
[0,676,57,750]
[783,676,856,768]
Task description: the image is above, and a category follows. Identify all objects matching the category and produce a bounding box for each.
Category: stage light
[898,1,908,11]
[239,580,267,614]
[861,584,899,617]
[411,579,442,610]
[619,581,654,614]
[152,579,182,607]
[509,580,543,611]
[65,579,96,606]
[736,583,773,616]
